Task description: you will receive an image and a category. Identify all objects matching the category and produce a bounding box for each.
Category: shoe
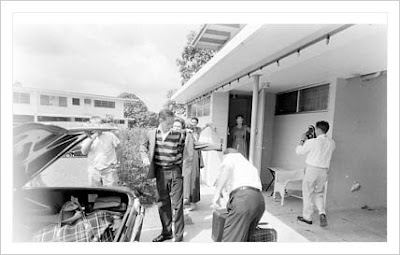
[188,203,197,211]
[173,236,183,242]
[320,214,328,227]
[183,199,190,205]
[152,234,173,242]
[297,216,312,225]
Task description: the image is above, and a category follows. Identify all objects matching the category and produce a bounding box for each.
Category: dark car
[13,123,144,242]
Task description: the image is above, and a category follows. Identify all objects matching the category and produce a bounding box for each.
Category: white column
[254,87,266,175]
[249,74,261,165]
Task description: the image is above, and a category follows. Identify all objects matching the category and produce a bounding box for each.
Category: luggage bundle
[211,209,277,242]
[249,223,278,242]
[32,196,130,242]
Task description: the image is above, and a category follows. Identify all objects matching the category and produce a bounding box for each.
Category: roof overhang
[191,24,245,50]
[173,24,387,104]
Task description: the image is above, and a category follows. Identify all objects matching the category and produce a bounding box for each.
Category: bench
[268,167,305,206]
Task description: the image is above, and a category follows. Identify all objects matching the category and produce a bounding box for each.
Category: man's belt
[229,186,260,198]
[155,164,181,170]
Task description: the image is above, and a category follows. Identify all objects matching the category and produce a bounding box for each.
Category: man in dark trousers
[212,148,265,242]
[140,109,186,242]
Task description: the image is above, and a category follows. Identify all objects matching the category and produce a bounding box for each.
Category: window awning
[191,24,245,50]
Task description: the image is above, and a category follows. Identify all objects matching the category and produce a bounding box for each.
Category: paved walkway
[140,185,308,242]
[140,185,386,243]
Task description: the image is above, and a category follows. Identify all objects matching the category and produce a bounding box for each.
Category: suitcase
[249,223,277,242]
[212,209,278,242]
[211,209,228,242]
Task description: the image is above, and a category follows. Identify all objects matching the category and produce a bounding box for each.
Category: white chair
[272,168,305,206]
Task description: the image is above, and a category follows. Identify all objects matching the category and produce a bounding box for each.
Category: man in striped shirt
[140,109,186,242]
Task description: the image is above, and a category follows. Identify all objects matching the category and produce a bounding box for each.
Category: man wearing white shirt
[295,121,335,227]
[81,116,121,187]
[212,148,265,242]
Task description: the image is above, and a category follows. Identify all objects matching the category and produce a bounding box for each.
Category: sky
[13,24,200,112]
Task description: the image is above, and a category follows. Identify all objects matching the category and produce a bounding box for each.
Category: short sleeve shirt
[220,153,262,193]
[83,132,120,171]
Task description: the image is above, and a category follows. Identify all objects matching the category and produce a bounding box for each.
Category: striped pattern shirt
[154,128,185,168]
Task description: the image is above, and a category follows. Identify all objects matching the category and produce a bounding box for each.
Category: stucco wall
[329,74,387,210]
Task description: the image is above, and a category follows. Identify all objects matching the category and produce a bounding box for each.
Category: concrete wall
[329,74,387,210]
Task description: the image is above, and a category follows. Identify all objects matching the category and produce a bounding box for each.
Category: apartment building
[13,86,137,127]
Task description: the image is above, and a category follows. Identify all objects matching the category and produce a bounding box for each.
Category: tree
[176,31,217,85]
[163,89,186,117]
[119,92,148,118]
[118,92,158,128]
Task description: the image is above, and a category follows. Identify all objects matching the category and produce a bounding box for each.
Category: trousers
[302,165,328,220]
[222,188,265,242]
[88,165,119,187]
[155,165,184,239]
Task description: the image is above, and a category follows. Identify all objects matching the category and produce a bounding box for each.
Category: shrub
[117,127,157,204]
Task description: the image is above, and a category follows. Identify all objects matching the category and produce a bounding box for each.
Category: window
[59,97,67,107]
[187,95,211,118]
[299,84,329,112]
[40,95,68,107]
[197,100,204,117]
[275,84,330,115]
[40,95,50,105]
[84,99,91,105]
[94,100,115,108]
[72,98,80,105]
[13,92,30,104]
[275,91,298,115]
[203,97,210,116]
[74,117,90,122]
[38,116,71,122]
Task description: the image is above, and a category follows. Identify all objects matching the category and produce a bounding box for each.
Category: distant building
[13,86,138,127]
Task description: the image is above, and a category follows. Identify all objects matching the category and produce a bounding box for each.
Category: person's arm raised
[80,132,99,155]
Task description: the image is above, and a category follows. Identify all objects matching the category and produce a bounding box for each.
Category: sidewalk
[139,185,308,242]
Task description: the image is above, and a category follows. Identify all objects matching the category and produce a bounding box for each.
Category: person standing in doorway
[295,121,336,227]
[212,148,265,242]
[140,109,186,242]
[81,116,121,187]
[229,115,251,158]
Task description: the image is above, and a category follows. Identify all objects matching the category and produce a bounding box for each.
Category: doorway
[227,93,252,158]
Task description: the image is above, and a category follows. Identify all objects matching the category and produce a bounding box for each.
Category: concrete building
[13,86,138,127]
[172,24,387,211]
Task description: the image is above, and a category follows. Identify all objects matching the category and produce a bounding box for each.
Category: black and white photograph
[1,1,399,254]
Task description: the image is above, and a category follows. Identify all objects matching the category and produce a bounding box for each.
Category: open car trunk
[13,123,145,242]
[14,186,143,242]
